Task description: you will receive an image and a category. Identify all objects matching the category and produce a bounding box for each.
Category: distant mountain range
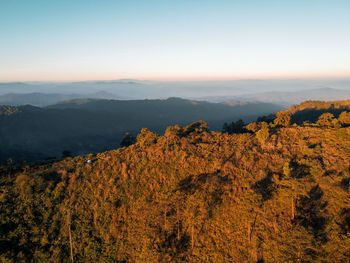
[0,98,282,162]
[0,91,122,107]
[203,88,350,105]
[1,78,349,103]
[1,87,349,107]
[1,80,349,162]
[0,80,144,94]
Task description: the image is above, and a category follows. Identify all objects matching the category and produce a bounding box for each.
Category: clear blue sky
[0,0,349,81]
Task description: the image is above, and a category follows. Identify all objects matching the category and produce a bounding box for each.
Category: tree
[222,119,245,134]
[338,111,350,126]
[182,120,209,136]
[274,111,291,127]
[120,132,136,147]
[222,122,229,133]
[245,122,260,133]
[283,162,292,178]
[317,113,334,127]
[257,114,275,123]
[256,122,269,144]
[331,118,341,129]
[136,128,158,147]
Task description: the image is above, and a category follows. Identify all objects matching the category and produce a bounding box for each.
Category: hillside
[275,100,350,125]
[0,98,283,162]
[1,101,350,262]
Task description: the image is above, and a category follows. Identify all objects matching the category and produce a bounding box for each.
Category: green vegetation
[1,100,350,262]
[0,98,283,163]
[222,119,246,134]
[288,100,350,124]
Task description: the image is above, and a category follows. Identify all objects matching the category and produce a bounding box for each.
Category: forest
[0,98,282,162]
[1,100,350,262]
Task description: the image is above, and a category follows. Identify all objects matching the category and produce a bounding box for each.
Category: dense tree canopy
[1,100,350,262]
[273,111,291,127]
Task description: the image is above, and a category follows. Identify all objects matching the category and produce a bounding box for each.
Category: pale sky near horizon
[0,0,349,81]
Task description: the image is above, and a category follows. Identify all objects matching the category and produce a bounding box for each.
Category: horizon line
[1,75,350,83]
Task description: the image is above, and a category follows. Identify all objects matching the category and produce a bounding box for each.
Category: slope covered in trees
[288,100,350,124]
[1,101,350,262]
[0,98,282,162]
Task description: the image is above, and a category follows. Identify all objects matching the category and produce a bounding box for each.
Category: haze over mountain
[1,78,349,106]
[0,98,282,162]
[204,87,350,105]
[0,91,122,107]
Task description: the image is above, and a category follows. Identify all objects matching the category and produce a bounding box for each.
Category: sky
[0,0,349,81]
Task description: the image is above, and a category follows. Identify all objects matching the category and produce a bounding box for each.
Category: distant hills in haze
[0,98,283,162]
[201,88,350,105]
[1,79,349,162]
[0,91,122,107]
[1,87,350,107]
[0,80,145,95]
[1,78,349,104]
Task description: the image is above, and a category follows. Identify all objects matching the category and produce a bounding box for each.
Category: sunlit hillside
[1,101,350,262]
[0,98,282,162]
